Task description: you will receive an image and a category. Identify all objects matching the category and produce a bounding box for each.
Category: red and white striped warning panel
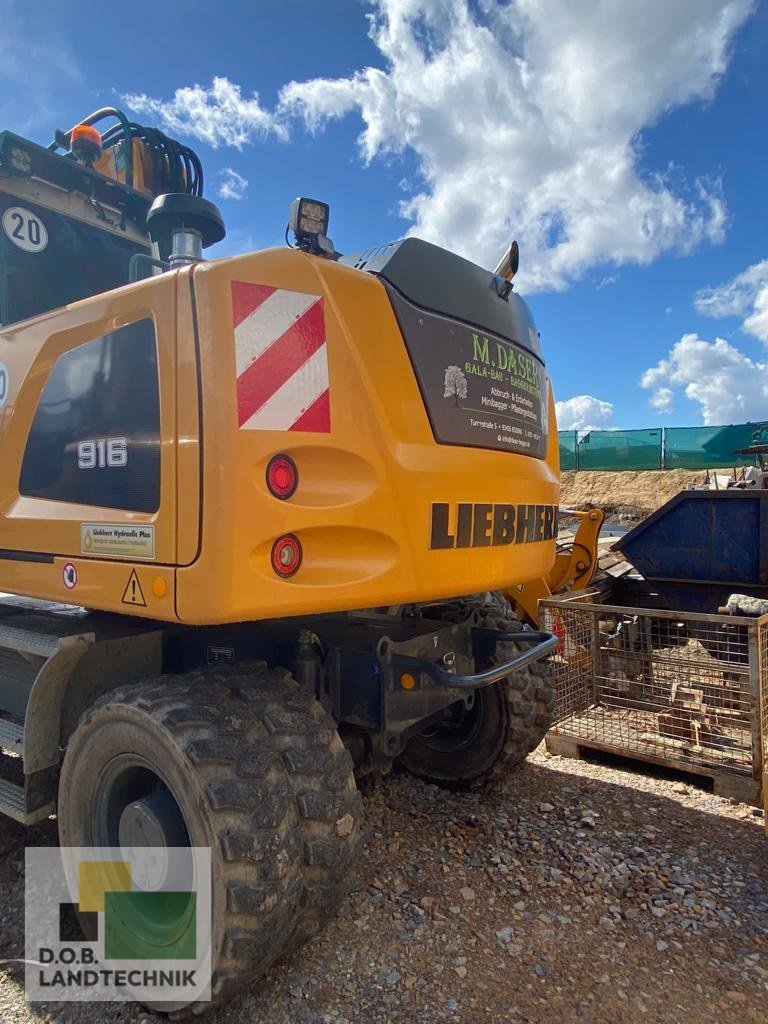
[231,281,331,432]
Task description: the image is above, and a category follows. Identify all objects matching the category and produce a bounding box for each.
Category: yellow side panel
[175,267,202,567]
[0,275,180,619]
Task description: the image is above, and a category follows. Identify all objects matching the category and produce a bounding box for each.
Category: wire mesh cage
[541,595,766,803]
[759,622,768,822]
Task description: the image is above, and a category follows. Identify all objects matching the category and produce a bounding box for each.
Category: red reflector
[271,534,302,577]
[266,454,298,499]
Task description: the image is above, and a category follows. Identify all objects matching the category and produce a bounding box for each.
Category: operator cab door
[0,275,178,575]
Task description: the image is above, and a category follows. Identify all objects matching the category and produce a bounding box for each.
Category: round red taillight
[266,454,298,500]
[271,534,302,577]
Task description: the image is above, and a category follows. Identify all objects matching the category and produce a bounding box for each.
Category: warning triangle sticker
[121,569,146,607]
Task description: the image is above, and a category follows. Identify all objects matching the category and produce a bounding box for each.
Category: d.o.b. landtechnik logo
[24,846,211,1004]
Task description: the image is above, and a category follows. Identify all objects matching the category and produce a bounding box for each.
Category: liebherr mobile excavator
[0,108,601,1010]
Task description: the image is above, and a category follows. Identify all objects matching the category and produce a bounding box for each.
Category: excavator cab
[0,107,203,326]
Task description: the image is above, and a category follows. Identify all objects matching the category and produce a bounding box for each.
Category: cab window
[19,318,160,512]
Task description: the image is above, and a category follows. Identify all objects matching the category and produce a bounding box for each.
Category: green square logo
[104,890,196,960]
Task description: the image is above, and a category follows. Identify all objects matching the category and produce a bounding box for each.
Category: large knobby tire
[57,665,363,1015]
[399,618,555,787]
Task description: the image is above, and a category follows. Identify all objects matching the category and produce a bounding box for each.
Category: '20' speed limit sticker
[2,206,48,253]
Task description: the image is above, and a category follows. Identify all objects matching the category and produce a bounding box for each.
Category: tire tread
[58,664,363,1015]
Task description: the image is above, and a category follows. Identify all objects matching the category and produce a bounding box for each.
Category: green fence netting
[577,429,662,471]
[664,423,762,469]
[557,422,765,470]
[558,431,577,470]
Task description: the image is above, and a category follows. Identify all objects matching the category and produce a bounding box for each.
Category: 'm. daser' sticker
[231,282,331,432]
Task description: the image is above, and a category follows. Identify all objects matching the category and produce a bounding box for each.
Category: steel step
[0,648,39,719]
[0,777,53,825]
[0,624,60,658]
[0,777,25,818]
[0,623,91,659]
[0,719,23,755]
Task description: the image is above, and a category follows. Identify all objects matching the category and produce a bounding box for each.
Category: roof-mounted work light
[288,197,339,258]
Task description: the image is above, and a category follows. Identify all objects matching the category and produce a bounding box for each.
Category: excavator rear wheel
[57,665,363,1015]
[399,617,555,787]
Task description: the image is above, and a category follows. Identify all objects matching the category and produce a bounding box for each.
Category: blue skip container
[613,489,768,615]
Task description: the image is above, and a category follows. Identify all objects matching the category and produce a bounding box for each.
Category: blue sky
[2,0,767,430]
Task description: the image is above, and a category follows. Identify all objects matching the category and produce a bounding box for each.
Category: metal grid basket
[760,622,768,822]
[541,595,766,803]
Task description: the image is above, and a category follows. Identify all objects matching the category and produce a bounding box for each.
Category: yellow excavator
[0,107,601,1011]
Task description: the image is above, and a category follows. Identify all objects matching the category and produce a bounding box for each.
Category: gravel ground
[1,747,766,1024]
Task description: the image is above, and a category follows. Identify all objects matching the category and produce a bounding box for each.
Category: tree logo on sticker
[443,365,468,407]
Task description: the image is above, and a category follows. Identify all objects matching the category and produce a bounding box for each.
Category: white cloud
[746,288,768,344]
[555,395,615,432]
[640,333,768,424]
[695,259,768,344]
[649,387,674,413]
[217,167,248,201]
[278,0,752,290]
[596,274,618,291]
[119,1,753,290]
[124,76,286,149]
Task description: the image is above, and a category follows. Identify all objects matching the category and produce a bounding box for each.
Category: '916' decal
[77,437,128,469]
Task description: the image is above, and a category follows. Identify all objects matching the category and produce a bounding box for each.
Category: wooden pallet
[545,731,762,806]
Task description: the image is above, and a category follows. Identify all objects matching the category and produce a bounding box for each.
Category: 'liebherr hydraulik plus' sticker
[81,524,155,560]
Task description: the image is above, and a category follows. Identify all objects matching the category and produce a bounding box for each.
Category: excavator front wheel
[399,620,555,787]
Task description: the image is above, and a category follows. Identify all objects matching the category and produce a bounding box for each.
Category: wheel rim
[89,754,195,953]
[92,753,190,847]
[417,692,489,753]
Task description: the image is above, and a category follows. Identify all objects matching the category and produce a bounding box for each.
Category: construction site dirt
[1,748,765,1024]
[560,469,743,520]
